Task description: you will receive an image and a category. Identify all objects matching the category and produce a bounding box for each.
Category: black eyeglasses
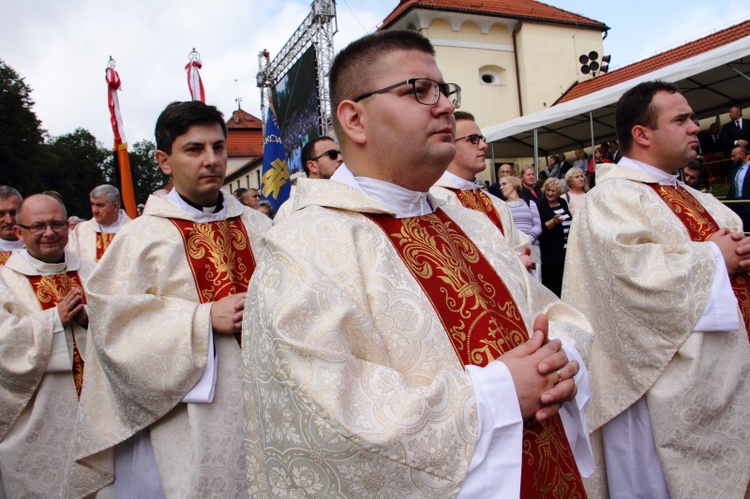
[16,221,68,236]
[353,78,461,108]
[312,149,342,161]
[455,134,486,145]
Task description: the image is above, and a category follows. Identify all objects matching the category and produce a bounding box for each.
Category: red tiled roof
[227,130,263,157]
[556,19,750,104]
[226,108,263,130]
[381,0,607,31]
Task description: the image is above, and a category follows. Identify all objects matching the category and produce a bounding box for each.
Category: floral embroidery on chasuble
[95,232,116,262]
[649,184,750,341]
[365,209,586,499]
[27,271,86,397]
[169,217,256,345]
[449,188,505,235]
[0,251,10,267]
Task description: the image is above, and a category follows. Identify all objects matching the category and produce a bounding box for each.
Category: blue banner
[260,105,291,211]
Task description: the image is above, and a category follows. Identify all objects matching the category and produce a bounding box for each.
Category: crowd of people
[0,29,749,499]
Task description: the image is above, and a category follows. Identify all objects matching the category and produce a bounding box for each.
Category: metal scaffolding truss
[257,0,338,136]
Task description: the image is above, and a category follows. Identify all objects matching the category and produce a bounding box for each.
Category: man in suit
[720,105,750,153]
[558,152,573,177]
[728,146,750,232]
[609,141,623,164]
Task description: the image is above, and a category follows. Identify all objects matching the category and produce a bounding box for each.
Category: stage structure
[257,0,337,143]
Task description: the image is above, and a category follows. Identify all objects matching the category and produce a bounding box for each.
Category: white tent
[482,32,750,161]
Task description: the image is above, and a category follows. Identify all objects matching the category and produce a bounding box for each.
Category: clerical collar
[331,163,432,218]
[177,190,224,213]
[99,210,124,233]
[165,188,227,222]
[0,238,24,251]
[21,249,67,275]
[620,157,679,186]
[441,170,484,191]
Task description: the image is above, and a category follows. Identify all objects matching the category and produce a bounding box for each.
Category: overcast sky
[2,0,748,148]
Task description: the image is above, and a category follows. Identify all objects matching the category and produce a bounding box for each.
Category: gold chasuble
[170,217,256,345]
[649,184,750,341]
[95,232,116,262]
[0,251,10,266]
[448,188,505,234]
[366,209,586,499]
[26,271,86,397]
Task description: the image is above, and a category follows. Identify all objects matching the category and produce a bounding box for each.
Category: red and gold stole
[649,184,750,340]
[366,210,585,499]
[95,232,116,262]
[0,251,10,267]
[170,217,256,345]
[27,271,86,398]
[447,188,505,234]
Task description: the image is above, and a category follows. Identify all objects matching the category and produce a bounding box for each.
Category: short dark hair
[155,101,227,154]
[615,81,682,154]
[330,30,435,143]
[453,111,475,122]
[301,137,336,176]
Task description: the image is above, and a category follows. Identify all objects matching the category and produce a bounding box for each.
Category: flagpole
[105,57,137,219]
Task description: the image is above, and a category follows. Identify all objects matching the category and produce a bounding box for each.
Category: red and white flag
[185,53,205,102]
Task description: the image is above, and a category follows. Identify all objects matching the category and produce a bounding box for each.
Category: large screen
[271,47,321,174]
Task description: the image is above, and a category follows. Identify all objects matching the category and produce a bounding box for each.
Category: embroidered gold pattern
[453,189,505,234]
[27,272,86,397]
[650,184,750,341]
[0,251,10,266]
[366,210,585,498]
[95,232,116,261]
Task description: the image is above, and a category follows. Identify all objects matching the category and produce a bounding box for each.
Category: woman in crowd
[572,149,589,171]
[563,167,589,216]
[537,178,572,297]
[519,166,543,204]
[500,175,542,278]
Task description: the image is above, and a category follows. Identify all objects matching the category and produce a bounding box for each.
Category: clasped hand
[499,314,579,422]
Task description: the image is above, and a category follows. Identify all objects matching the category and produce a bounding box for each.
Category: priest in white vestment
[563,81,750,498]
[0,194,93,497]
[429,111,532,266]
[0,186,23,265]
[66,102,270,498]
[244,30,594,498]
[68,184,132,263]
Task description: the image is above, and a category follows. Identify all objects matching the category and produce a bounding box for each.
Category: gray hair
[0,186,22,202]
[90,184,121,205]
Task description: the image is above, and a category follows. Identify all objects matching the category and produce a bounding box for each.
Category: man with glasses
[244,30,593,497]
[0,194,93,496]
[68,184,131,263]
[274,136,343,223]
[431,111,533,270]
[0,186,23,266]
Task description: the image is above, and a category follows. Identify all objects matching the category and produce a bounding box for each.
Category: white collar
[0,238,24,251]
[99,210,124,233]
[331,163,433,218]
[165,188,227,222]
[21,249,68,275]
[619,157,679,186]
[441,170,484,191]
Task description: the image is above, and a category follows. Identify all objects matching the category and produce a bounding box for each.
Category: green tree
[0,58,46,193]
[129,139,169,204]
[46,129,108,217]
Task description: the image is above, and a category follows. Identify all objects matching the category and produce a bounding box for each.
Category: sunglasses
[455,134,486,145]
[312,149,342,161]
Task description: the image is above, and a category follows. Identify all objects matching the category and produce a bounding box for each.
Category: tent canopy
[483,35,750,160]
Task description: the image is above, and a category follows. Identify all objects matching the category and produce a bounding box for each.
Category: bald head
[15,194,69,263]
